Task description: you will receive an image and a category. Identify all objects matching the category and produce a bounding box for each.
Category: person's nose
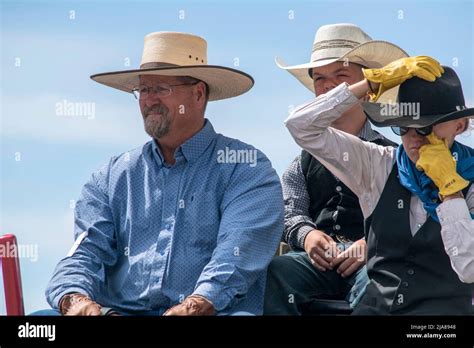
[143,92,163,108]
[406,129,426,144]
[407,128,419,138]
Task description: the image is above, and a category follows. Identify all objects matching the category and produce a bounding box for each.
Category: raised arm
[284,82,394,218]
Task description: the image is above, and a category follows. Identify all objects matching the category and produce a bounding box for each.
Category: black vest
[301,135,397,241]
[353,164,472,315]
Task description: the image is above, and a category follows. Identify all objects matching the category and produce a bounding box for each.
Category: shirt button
[402,281,409,288]
[336,98,340,103]
[407,269,415,276]
[334,224,341,231]
[416,223,422,229]
[336,186,342,192]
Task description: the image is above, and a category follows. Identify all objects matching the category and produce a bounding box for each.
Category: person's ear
[455,118,469,135]
[194,82,206,104]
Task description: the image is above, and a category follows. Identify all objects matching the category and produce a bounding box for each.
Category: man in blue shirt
[41,32,284,316]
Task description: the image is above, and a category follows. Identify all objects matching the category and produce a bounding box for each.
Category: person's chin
[146,113,164,120]
[404,147,419,162]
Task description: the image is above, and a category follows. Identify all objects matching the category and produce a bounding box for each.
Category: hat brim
[362,101,474,128]
[90,65,254,101]
[276,40,408,103]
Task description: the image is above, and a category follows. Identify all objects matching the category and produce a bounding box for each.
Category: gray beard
[143,104,171,139]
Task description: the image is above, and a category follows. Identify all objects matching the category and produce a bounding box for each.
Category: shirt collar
[151,139,165,167]
[358,120,384,142]
[151,119,217,167]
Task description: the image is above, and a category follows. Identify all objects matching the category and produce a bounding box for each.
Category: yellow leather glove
[363,56,444,101]
[415,133,469,198]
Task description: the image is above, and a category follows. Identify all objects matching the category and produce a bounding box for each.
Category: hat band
[140,62,180,69]
[311,56,340,62]
[312,39,361,53]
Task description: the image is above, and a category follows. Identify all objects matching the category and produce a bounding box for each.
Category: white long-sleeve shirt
[284,82,474,283]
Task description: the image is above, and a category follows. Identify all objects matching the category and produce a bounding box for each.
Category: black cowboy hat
[362,66,474,128]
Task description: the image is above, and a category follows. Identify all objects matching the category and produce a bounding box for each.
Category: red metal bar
[0,234,25,315]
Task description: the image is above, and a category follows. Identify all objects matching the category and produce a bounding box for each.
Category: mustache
[143,104,169,117]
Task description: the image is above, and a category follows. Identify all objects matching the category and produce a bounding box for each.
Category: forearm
[193,229,282,311]
[194,155,284,311]
[46,233,117,309]
[194,207,284,310]
[349,79,375,99]
[284,223,316,250]
[284,83,359,138]
[281,158,317,249]
[284,84,363,198]
[45,255,100,309]
[284,83,393,216]
[46,169,118,309]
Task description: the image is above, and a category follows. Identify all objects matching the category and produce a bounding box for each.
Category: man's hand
[59,293,102,316]
[363,56,444,101]
[304,229,339,272]
[163,295,215,316]
[329,239,366,278]
[416,133,469,198]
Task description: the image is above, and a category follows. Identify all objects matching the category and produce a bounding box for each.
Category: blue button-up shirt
[46,119,284,315]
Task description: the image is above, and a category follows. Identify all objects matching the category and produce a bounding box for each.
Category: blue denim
[337,242,369,308]
[264,243,370,315]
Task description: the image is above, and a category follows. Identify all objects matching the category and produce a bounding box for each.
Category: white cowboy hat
[90,31,254,101]
[276,23,409,103]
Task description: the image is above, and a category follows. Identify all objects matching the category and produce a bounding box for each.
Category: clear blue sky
[1,0,473,313]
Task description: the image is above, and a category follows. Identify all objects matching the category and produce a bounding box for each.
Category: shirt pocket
[183,190,220,249]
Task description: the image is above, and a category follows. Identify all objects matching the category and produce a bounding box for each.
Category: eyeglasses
[391,125,433,137]
[132,81,200,100]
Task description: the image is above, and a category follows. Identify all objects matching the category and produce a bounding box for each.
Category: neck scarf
[396,141,474,222]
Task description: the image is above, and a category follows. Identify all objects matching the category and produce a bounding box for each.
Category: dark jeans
[264,249,368,315]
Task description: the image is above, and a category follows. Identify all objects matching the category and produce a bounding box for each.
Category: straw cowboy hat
[91,31,254,101]
[276,23,409,103]
[362,66,474,128]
